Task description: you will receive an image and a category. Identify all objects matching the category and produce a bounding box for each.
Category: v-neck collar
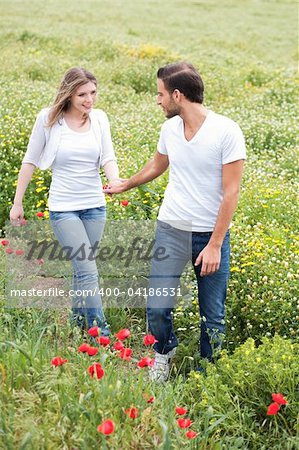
[181,110,212,143]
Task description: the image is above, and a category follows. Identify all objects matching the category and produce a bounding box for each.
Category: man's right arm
[103,151,169,194]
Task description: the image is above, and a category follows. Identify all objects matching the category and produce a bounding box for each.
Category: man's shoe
[149,348,177,383]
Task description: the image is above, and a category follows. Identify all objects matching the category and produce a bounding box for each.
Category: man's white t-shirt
[157,111,246,232]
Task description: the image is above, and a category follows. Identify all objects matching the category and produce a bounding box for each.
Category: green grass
[0,310,298,449]
[0,0,297,68]
[0,0,298,448]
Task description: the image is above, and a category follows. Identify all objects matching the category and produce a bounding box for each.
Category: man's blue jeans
[50,207,109,334]
[147,221,230,361]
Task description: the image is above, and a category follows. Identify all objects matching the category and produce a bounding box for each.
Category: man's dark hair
[157,62,204,104]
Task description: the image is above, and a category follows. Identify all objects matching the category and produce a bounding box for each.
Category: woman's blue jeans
[50,207,109,335]
[147,221,230,361]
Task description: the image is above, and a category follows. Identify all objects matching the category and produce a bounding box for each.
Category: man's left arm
[195,159,244,276]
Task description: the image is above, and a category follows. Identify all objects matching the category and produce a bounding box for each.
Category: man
[104,62,246,381]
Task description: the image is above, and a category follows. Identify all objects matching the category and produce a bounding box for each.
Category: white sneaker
[149,348,177,383]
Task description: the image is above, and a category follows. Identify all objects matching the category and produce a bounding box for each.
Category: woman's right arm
[10,163,36,222]
[10,110,47,223]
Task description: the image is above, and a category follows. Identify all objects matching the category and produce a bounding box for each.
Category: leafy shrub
[184,336,299,449]
[112,61,157,93]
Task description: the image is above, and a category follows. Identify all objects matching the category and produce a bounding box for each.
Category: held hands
[194,243,221,276]
[103,178,129,195]
[10,204,24,227]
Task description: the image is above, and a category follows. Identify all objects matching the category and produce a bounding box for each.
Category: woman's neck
[64,108,88,123]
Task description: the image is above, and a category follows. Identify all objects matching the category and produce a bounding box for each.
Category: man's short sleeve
[222,122,246,165]
[157,126,168,155]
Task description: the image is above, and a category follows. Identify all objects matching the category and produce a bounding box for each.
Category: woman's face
[69,81,97,115]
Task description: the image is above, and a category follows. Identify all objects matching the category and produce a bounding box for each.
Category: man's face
[157,79,180,118]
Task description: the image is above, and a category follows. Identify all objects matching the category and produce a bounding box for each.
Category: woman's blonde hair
[46,67,97,127]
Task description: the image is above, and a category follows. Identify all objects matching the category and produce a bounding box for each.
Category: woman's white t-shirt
[157,111,246,232]
[48,120,105,211]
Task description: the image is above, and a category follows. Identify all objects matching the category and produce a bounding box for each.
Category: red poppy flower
[88,326,100,337]
[51,356,68,366]
[35,258,44,265]
[142,393,155,403]
[121,200,129,207]
[137,356,153,368]
[267,403,280,415]
[143,334,158,346]
[186,430,197,439]
[272,393,288,405]
[5,248,14,254]
[119,348,133,360]
[177,418,192,428]
[113,341,124,351]
[175,406,188,415]
[88,363,105,379]
[36,212,45,217]
[15,249,24,256]
[97,419,115,435]
[115,329,131,340]
[1,239,9,246]
[86,346,99,356]
[125,407,139,419]
[97,336,110,347]
[78,343,91,353]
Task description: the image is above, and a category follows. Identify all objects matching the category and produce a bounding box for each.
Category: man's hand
[194,160,244,276]
[103,179,129,194]
[194,243,221,276]
[103,152,169,195]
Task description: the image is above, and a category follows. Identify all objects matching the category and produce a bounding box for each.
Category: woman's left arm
[99,111,120,182]
[103,160,120,182]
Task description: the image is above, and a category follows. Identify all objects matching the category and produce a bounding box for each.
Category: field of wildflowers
[0,0,298,448]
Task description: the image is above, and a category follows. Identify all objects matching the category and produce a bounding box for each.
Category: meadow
[0,0,298,448]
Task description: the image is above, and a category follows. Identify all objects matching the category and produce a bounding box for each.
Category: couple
[10,63,246,382]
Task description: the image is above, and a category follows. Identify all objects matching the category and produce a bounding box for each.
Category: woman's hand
[10,204,24,226]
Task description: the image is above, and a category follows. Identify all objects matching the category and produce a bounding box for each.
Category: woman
[10,67,121,335]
